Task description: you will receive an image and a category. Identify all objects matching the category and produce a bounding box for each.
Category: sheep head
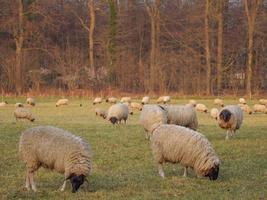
[68,174,85,193]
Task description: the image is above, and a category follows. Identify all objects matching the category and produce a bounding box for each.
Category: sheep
[238,104,252,114]
[14,107,35,122]
[162,105,198,131]
[18,126,92,193]
[253,104,267,114]
[195,103,208,113]
[0,101,8,106]
[217,105,243,140]
[141,96,150,105]
[26,97,35,106]
[120,97,131,103]
[151,124,220,180]
[259,99,267,105]
[139,104,168,139]
[210,108,219,119]
[95,108,107,119]
[188,100,197,107]
[106,97,117,104]
[93,97,102,105]
[15,102,24,107]
[214,98,224,107]
[107,103,129,124]
[56,99,69,107]
[239,98,246,105]
[156,96,171,104]
[130,102,143,111]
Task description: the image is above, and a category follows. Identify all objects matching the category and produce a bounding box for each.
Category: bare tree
[205,0,211,95]
[88,0,95,78]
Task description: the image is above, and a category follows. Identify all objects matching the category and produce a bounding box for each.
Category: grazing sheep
[214,98,224,107]
[253,104,267,114]
[26,97,35,106]
[217,105,243,140]
[162,105,198,131]
[196,103,208,113]
[130,102,143,111]
[141,96,150,105]
[14,107,35,122]
[139,105,168,139]
[239,98,246,105]
[120,97,131,103]
[93,97,102,105]
[106,97,117,104]
[188,100,197,107]
[19,126,92,192]
[151,124,220,180]
[210,108,219,119]
[157,96,171,104]
[107,103,129,124]
[15,102,24,107]
[56,99,69,107]
[238,104,252,114]
[95,108,107,119]
[259,99,267,105]
[0,101,8,106]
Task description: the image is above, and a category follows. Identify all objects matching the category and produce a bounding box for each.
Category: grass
[0,97,266,199]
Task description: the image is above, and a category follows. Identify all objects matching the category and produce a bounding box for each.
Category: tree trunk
[88,0,95,78]
[205,0,211,95]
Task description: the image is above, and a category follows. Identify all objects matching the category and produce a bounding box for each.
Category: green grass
[0,98,266,199]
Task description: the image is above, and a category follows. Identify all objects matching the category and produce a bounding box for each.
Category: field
[0,97,266,200]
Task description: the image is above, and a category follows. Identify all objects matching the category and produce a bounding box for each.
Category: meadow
[0,97,266,200]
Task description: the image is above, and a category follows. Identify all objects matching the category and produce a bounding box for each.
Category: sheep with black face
[107,103,129,124]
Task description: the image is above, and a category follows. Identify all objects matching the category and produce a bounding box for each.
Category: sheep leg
[60,179,67,192]
[25,170,30,191]
[29,171,37,192]
[158,164,165,178]
[183,167,188,177]
[225,130,229,140]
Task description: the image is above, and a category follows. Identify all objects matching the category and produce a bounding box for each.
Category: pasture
[0,97,266,199]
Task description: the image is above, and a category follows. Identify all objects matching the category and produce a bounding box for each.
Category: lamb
[239,98,246,105]
[56,99,69,107]
[26,97,35,106]
[253,104,267,114]
[210,108,219,119]
[217,105,243,140]
[0,101,8,106]
[238,104,252,114]
[107,103,129,124]
[130,102,143,111]
[15,102,24,107]
[259,99,267,105]
[95,108,107,119]
[120,97,131,103]
[162,105,198,130]
[188,100,197,107]
[14,107,35,122]
[18,126,92,193]
[195,103,208,113]
[141,96,150,105]
[106,97,117,104]
[214,98,224,107]
[156,96,171,104]
[93,97,102,105]
[151,124,220,180]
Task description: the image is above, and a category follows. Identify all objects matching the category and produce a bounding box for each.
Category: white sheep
[259,99,267,105]
[56,99,69,107]
[195,103,208,113]
[130,102,143,111]
[188,100,197,107]
[107,103,129,124]
[26,97,35,106]
[253,104,267,114]
[217,105,243,140]
[106,97,117,104]
[162,105,198,130]
[93,97,102,105]
[19,126,92,192]
[151,124,220,180]
[0,101,8,106]
[95,108,107,119]
[239,98,246,105]
[15,102,24,107]
[120,97,131,103]
[214,98,224,107]
[156,96,171,104]
[210,108,219,119]
[141,96,150,105]
[14,107,35,122]
[238,104,252,114]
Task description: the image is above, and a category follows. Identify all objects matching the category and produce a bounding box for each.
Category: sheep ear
[66,173,75,180]
[158,105,165,111]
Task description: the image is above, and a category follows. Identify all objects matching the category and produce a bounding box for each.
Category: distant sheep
[0,101,8,106]
[106,97,117,104]
[214,98,224,107]
[107,103,129,124]
[217,105,243,140]
[141,96,150,105]
[253,104,267,114]
[15,102,24,107]
[151,124,220,180]
[19,126,92,192]
[239,98,246,105]
[14,107,35,122]
[188,100,197,107]
[210,108,219,119]
[259,99,267,105]
[93,97,102,105]
[56,99,69,107]
[130,102,143,111]
[238,104,252,114]
[196,103,208,113]
[95,108,107,119]
[120,97,131,103]
[26,97,35,106]
[156,96,171,104]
